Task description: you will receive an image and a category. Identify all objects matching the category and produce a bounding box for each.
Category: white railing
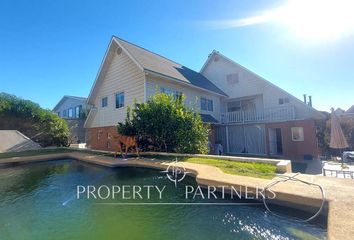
[83,107,97,128]
[223,106,295,123]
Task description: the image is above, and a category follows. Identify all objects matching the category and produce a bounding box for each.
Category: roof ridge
[113,35,185,67]
[64,95,87,99]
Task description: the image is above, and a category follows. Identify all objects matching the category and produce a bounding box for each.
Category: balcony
[222,106,295,124]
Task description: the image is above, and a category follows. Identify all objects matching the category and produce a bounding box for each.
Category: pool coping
[1,152,354,240]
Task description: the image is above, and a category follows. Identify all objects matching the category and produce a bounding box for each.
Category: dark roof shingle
[114,36,227,96]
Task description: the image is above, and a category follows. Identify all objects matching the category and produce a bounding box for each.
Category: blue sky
[1,0,353,112]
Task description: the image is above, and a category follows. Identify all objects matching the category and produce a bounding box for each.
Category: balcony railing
[222,106,295,124]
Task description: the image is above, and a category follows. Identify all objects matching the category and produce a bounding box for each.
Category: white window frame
[201,97,213,112]
[101,97,108,108]
[291,127,304,141]
[68,108,73,118]
[160,87,182,100]
[75,105,81,118]
[115,92,125,109]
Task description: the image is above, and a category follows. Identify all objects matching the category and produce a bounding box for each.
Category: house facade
[84,36,325,160]
[53,95,89,143]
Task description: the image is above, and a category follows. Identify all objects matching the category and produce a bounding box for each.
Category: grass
[0,149,277,179]
[184,157,276,179]
[144,154,277,179]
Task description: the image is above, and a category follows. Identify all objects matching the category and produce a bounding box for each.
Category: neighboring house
[334,108,346,115]
[84,36,325,160]
[347,105,354,114]
[53,95,89,143]
[53,95,88,119]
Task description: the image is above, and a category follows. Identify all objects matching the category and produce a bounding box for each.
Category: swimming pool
[0,160,326,239]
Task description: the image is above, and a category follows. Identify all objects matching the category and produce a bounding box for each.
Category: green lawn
[0,149,277,179]
[184,157,276,179]
[144,154,277,179]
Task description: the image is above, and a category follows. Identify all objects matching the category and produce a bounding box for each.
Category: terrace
[222,106,296,124]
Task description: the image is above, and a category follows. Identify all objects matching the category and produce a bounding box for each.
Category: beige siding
[202,54,321,120]
[89,50,145,127]
[146,76,221,121]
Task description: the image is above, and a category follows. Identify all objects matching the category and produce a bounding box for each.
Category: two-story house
[84,36,325,160]
[53,95,89,143]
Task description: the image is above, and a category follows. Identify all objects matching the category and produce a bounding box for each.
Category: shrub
[0,92,70,147]
[117,93,209,154]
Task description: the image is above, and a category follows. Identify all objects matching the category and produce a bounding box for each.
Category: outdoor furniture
[343,151,354,164]
[322,162,354,179]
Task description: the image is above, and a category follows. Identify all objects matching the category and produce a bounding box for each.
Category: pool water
[0,160,326,240]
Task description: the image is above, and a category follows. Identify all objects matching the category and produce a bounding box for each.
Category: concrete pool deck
[1,151,354,240]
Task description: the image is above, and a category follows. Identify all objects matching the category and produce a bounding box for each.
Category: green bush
[0,93,70,147]
[117,93,209,154]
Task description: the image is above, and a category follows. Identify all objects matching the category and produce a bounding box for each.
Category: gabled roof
[53,95,87,111]
[201,50,326,120]
[113,36,227,96]
[347,105,354,114]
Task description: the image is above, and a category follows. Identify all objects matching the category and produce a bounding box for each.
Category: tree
[316,115,354,156]
[0,92,70,147]
[117,93,209,154]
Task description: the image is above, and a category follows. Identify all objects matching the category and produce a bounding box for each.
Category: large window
[291,127,304,141]
[201,97,213,112]
[68,108,73,118]
[75,105,81,118]
[63,109,67,117]
[227,98,256,112]
[101,97,108,108]
[160,87,182,100]
[115,92,124,108]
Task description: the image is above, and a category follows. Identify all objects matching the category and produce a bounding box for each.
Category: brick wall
[89,126,120,152]
[265,119,319,160]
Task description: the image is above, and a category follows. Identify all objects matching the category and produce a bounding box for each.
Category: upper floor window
[201,97,213,112]
[116,92,125,108]
[227,98,255,112]
[57,112,60,116]
[101,97,108,108]
[75,105,81,118]
[63,109,67,117]
[291,127,304,141]
[279,98,290,105]
[160,87,182,100]
[226,73,239,85]
[68,108,73,118]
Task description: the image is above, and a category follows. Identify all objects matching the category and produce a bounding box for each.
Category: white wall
[146,75,221,121]
[202,53,322,119]
[55,98,87,119]
[89,49,145,127]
